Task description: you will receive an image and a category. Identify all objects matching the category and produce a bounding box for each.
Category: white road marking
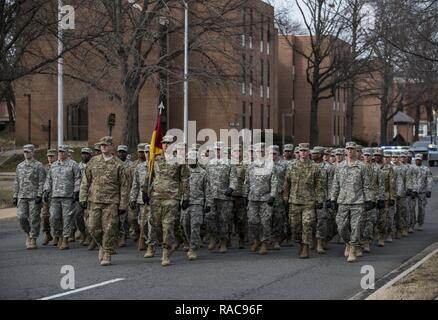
[38,278,125,300]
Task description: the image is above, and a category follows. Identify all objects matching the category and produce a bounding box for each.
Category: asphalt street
[0,171,437,300]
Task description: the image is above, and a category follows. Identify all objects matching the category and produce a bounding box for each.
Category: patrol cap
[117,145,128,152]
[213,141,224,149]
[247,145,254,152]
[58,145,68,152]
[81,147,93,154]
[187,150,198,161]
[294,146,300,153]
[176,142,186,149]
[68,148,74,154]
[415,153,423,160]
[231,144,241,152]
[191,143,201,151]
[161,135,175,144]
[383,151,392,157]
[400,152,408,157]
[99,136,113,146]
[311,146,324,154]
[373,148,382,156]
[335,148,345,155]
[268,145,280,153]
[324,147,332,155]
[47,149,57,156]
[356,145,363,151]
[331,150,336,156]
[362,148,373,156]
[298,143,310,151]
[254,142,265,152]
[283,144,294,152]
[23,144,35,152]
[345,142,357,149]
[94,143,101,151]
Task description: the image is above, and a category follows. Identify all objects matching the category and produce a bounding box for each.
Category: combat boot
[386,235,393,243]
[395,230,402,239]
[25,234,31,248]
[316,239,325,254]
[344,244,350,257]
[363,241,371,253]
[138,238,146,251]
[273,240,281,250]
[100,252,111,266]
[347,246,357,262]
[78,232,86,245]
[238,237,245,249]
[416,224,423,231]
[378,238,385,247]
[208,237,216,251]
[161,249,171,266]
[98,247,104,262]
[250,240,261,252]
[144,245,155,258]
[183,241,190,252]
[82,233,91,246]
[57,237,64,249]
[299,244,309,259]
[259,242,268,255]
[68,230,76,242]
[187,249,197,261]
[60,237,70,250]
[118,234,127,247]
[52,236,60,247]
[408,227,414,233]
[356,246,363,257]
[219,240,227,253]
[402,228,408,237]
[87,239,97,250]
[42,232,53,246]
[28,237,37,250]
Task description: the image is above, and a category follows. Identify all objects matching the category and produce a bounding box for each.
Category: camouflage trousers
[17,198,41,238]
[50,197,74,238]
[147,198,179,249]
[205,199,233,242]
[181,204,203,250]
[174,209,184,245]
[388,204,396,236]
[137,204,149,241]
[128,205,141,239]
[289,203,315,245]
[72,201,86,233]
[359,208,377,242]
[395,197,407,231]
[406,196,416,228]
[232,197,247,240]
[326,208,338,241]
[88,202,119,253]
[416,193,428,226]
[377,201,392,239]
[336,204,363,247]
[271,198,286,242]
[40,200,51,233]
[315,204,328,240]
[247,201,272,243]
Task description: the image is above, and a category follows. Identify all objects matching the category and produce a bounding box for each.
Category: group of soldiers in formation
[13,135,433,267]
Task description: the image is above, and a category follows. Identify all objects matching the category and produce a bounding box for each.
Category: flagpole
[57,0,64,147]
[183,0,189,145]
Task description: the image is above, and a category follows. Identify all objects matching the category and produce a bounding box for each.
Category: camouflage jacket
[230,162,248,197]
[376,163,396,201]
[79,155,129,209]
[274,159,289,200]
[129,160,148,204]
[363,163,384,201]
[394,164,409,197]
[142,154,189,201]
[413,165,433,193]
[44,159,81,198]
[315,161,331,201]
[405,164,418,191]
[244,159,278,202]
[14,159,46,199]
[331,160,372,205]
[183,165,207,206]
[284,159,323,205]
[205,157,237,202]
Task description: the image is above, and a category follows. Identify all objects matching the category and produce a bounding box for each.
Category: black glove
[389,199,395,207]
[331,201,338,211]
[13,197,18,207]
[42,191,50,203]
[325,200,332,209]
[316,202,323,210]
[224,187,234,197]
[142,192,150,205]
[396,195,401,201]
[267,196,275,206]
[35,196,42,205]
[426,191,431,198]
[411,192,418,199]
[129,201,137,210]
[364,201,374,211]
[181,200,190,210]
[118,209,126,215]
[79,201,88,209]
[204,206,211,213]
[377,200,385,209]
[245,198,249,206]
[406,189,412,197]
[73,191,79,202]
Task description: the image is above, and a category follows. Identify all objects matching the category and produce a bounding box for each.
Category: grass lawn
[0,188,13,209]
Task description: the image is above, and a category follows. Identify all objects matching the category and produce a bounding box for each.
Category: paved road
[1,181,437,300]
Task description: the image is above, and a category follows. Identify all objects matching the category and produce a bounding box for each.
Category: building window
[241,34,245,47]
[267,18,271,55]
[260,85,264,98]
[267,87,270,99]
[249,36,253,49]
[249,83,253,96]
[242,83,246,95]
[67,97,88,141]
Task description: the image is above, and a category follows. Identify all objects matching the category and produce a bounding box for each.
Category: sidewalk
[0,207,16,220]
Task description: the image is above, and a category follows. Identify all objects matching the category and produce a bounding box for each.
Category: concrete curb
[349,242,438,300]
[0,208,17,220]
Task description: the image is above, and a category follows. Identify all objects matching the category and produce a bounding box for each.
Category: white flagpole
[57,0,64,147]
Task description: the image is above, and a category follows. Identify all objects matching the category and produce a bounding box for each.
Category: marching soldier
[244,143,278,255]
[331,142,372,262]
[117,145,133,247]
[41,149,56,245]
[13,144,45,249]
[412,153,433,230]
[282,144,294,162]
[141,135,189,266]
[406,152,418,233]
[284,143,323,259]
[79,136,129,266]
[43,145,81,250]
[394,152,409,238]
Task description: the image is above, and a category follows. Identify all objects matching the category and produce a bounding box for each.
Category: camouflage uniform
[181,164,207,250]
[119,156,134,240]
[41,162,52,234]
[394,162,409,235]
[73,160,88,235]
[14,158,45,238]
[406,162,418,229]
[129,160,148,243]
[244,159,278,245]
[376,162,396,240]
[230,161,248,243]
[413,162,433,227]
[331,160,372,248]
[271,158,288,245]
[314,158,330,242]
[324,161,337,241]
[284,157,322,246]
[79,154,128,256]
[44,157,81,238]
